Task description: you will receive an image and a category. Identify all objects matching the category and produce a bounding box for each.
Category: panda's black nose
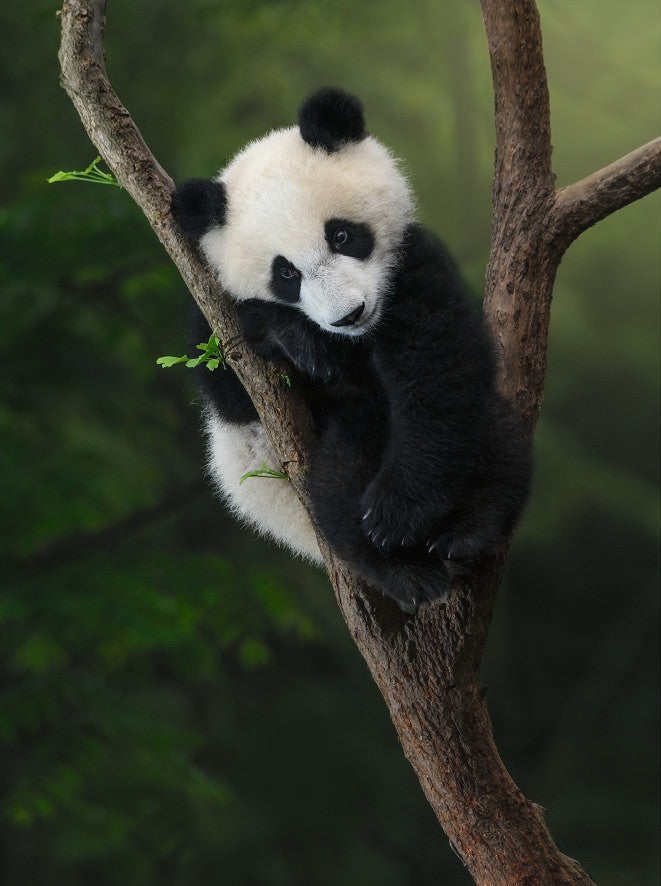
[331,302,365,327]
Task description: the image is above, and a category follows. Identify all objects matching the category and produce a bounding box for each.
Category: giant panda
[171,88,531,607]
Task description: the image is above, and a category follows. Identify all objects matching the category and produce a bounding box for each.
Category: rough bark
[57,0,316,495]
[57,1,659,883]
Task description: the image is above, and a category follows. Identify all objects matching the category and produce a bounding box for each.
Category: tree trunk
[57,1,660,882]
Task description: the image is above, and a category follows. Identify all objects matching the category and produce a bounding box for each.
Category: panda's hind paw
[360,481,428,553]
[361,493,417,552]
[379,558,452,608]
[427,520,505,562]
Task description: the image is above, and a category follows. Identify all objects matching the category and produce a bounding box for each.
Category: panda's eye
[279,266,300,280]
[325,219,374,260]
[271,255,302,303]
[332,229,349,248]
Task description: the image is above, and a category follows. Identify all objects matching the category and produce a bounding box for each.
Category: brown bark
[552,139,661,248]
[57,0,316,496]
[57,1,658,883]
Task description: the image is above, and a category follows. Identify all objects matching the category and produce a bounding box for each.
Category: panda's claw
[368,528,390,551]
[360,466,439,554]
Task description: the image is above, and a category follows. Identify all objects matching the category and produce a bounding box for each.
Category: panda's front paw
[360,471,434,552]
[289,338,338,382]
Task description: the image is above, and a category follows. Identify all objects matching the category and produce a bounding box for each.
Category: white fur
[204,408,323,563]
[200,126,415,335]
[199,122,415,558]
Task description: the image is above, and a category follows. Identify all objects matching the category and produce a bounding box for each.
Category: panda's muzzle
[330,302,365,327]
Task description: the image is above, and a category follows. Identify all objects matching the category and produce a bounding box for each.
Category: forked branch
[57,0,658,883]
[479,0,659,429]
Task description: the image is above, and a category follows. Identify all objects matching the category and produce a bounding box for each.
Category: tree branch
[480,0,554,190]
[57,0,658,883]
[552,137,661,247]
[480,1,659,431]
[480,0,557,428]
[57,0,316,498]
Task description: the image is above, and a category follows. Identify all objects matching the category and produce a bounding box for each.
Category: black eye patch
[324,219,375,261]
[270,256,302,303]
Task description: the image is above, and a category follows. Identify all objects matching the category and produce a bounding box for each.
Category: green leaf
[239,463,288,484]
[156,334,226,371]
[47,156,120,187]
[156,355,188,368]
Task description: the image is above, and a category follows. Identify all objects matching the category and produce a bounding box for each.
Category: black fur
[305,225,531,606]
[324,219,375,260]
[236,299,362,384]
[171,178,227,241]
[270,256,302,303]
[188,303,258,426]
[298,88,367,152]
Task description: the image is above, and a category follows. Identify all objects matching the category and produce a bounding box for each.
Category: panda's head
[172,89,415,336]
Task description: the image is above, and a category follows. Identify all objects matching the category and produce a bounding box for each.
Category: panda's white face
[199,126,415,336]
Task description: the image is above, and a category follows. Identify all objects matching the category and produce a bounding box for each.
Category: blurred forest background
[1,1,659,884]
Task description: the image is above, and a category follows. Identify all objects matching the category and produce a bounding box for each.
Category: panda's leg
[205,404,448,605]
[307,409,451,607]
[311,469,452,607]
[428,399,532,560]
[204,408,323,564]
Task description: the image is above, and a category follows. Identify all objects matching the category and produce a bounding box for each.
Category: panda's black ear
[298,88,366,153]
[171,178,227,242]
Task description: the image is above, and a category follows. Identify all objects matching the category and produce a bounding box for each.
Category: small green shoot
[48,156,120,187]
[239,463,288,485]
[157,334,225,372]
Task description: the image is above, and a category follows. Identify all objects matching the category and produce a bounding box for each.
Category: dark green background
[1,1,659,883]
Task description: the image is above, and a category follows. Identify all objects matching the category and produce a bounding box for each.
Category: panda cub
[171,88,531,607]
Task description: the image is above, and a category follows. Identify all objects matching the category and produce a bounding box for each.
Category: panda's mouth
[304,288,382,336]
[352,304,381,334]
[346,317,372,336]
[329,310,375,337]
[330,301,366,329]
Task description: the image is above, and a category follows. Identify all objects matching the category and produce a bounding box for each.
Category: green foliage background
[1,1,659,884]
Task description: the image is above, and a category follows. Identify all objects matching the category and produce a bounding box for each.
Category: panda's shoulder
[395,224,462,285]
[385,224,474,323]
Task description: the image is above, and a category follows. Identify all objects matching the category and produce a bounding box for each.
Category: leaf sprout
[157,334,226,372]
[47,156,120,186]
[239,463,289,485]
